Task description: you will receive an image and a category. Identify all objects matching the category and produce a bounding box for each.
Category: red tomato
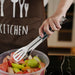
[10,52,15,62]
[3,57,8,63]
[28,68,40,73]
[39,62,45,68]
[18,59,25,64]
[16,71,23,74]
[33,68,40,72]
[26,72,29,73]
[23,71,30,74]
[23,70,27,73]
[10,52,25,64]
[8,61,12,67]
[23,71,29,74]
[0,62,8,72]
[0,64,4,71]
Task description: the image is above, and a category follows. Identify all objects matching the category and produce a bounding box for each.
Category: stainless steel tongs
[13,17,67,62]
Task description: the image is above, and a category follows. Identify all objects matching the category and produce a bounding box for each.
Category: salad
[0,52,45,74]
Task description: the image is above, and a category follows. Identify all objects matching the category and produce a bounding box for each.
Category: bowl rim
[0,49,50,75]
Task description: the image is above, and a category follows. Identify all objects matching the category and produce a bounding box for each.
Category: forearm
[54,0,73,17]
[39,0,73,37]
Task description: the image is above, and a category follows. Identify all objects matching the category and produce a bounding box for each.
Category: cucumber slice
[13,68,21,73]
[33,56,41,62]
[27,59,39,68]
[12,63,24,69]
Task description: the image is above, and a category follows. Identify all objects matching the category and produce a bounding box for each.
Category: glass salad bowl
[0,49,49,75]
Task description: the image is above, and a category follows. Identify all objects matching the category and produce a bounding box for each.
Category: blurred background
[45,0,75,75]
[46,0,75,56]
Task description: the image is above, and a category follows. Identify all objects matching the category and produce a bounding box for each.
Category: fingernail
[40,34,43,38]
[59,26,61,28]
[41,34,44,38]
[58,26,61,29]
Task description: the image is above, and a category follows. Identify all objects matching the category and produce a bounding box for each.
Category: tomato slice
[10,52,25,64]
[23,70,30,74]
[22,67,31,71]
[3,57,8,63]
[0,62,8,72]
[31,68,40,72]
[23,72,30,74]
[18,59,25,64]
[10,52,15,62]
[16,71,23,74]
[39,62,45,68]
[8,61,12,67]
[33,68,40,72]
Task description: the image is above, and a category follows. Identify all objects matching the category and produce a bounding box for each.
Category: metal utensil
[19,0,25,18]
[0,0,5,16]
[13,17,67,62]
[11,0,18,18]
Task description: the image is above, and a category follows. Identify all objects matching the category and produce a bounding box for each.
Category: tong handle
[28,17,67,51]
[41,16,67,40]
[27,36,41,49]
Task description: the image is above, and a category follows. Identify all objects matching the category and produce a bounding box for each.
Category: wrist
[53,9,66,19]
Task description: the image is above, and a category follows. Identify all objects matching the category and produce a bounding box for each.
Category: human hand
[39,0,73,38]
[39,14,63,38]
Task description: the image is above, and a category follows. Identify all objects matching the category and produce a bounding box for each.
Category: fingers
[39,17,62,38]
[53,18,61,29]
[39,24,44,38]
[39,20,53,37]
[44,23,53,35]
[48,18,58,31]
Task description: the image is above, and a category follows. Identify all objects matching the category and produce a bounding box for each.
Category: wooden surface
[48,53,75,56]
[71,48,75,54]
[48,48,75,56]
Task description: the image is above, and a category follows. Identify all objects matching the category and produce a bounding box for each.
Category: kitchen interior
[0,0,75,75]
[45,0,75,75]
